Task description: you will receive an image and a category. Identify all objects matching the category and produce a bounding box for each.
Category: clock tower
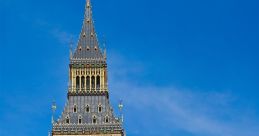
[51,0,124,135]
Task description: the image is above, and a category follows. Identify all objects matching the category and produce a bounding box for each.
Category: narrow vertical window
[105,116,109,123]
[96,76,100,90]
[91,76,95,89]
[81,76,85,90]
[73,105,77,113]
[86,105,90,113]
[76,76,80,91]
[86,76,90,90]
[66,116,70,124]
[79,118,82,124]
[93,116,97,124]
[98,105,102,113]
[78,116,82,124]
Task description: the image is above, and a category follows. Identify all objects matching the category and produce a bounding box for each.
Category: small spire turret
[69,40,73,60]
[51,101,57,124]
[118,100,124,123]
[103,36,107,60]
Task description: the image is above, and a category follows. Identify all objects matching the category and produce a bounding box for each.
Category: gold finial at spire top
[87,0,90,7]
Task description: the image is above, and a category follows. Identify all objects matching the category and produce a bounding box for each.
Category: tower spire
[72,0,103,60]
[52,0,124,135]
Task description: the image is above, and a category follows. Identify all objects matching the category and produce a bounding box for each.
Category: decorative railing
[70,58,107,66]
[67,86,109,97]
[68,86,108,92]
[52,123,123,134]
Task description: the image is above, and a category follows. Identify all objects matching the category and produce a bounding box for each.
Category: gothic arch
[91,76,95,89]
[105,115,109,123]
[65,115,70,124]
[96,75,100,89]
[81,76,85,90]
[85,105,90,113]
[86,76,90,90]
[73,105,77,113]
[76,76,80,91]
[98,104,102,113]
[78,115,82,124]
[92,115,97,124]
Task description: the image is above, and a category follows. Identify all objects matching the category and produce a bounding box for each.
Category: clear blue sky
[1,0,259,136]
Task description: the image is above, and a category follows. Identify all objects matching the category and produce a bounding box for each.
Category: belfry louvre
[51,0,125,135]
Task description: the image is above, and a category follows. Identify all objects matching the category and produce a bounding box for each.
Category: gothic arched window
[96,76,100,90]
[93,116,97,124]
[86,105,90,113]
[91,76,95,89]
[105,116,109,123]
[66,116,70,124]
[81,76,85,90]
[78,116,82,124]
[73,105,77,113]
[86,76,90,90]
[98,105,102,113]
[76,76,80,91]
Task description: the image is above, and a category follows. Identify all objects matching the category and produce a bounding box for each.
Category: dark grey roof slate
[53,95,123,133]
[72,0,103,60]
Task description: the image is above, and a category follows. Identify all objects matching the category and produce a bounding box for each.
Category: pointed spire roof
[72,0,103,61]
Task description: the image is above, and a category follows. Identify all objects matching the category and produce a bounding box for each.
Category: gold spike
[87,0,90,8]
